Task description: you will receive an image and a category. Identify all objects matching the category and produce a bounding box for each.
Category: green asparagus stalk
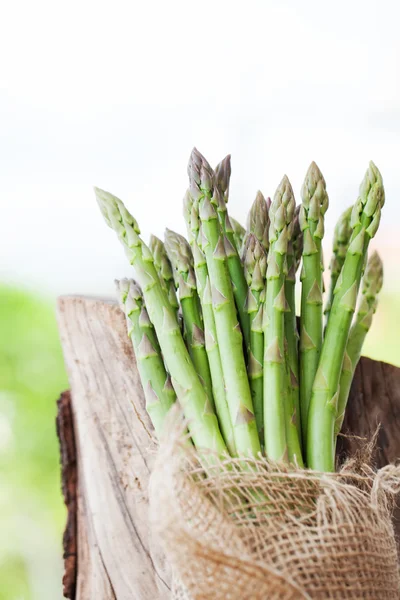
[243,234,267,442]
[284,204,302,447]
[183,194,236,455]
[299,163,329,446]
[335,250,383,437]
[149,234,179,317]
[241,191,269,441]
[292,205,303,273]
[189,148,260,456]
[164,228,215,410]
[307,162,384,471]
[244,191,270,254]
[263,175,303,465]
[95,187,227,455]
[214,155,252,317]
[183,189,195,242]
[230,217,246,253]
[116,278,175,435]
[324,206,353,323]
[213,175,250,352]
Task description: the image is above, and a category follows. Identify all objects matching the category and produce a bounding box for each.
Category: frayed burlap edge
[149,410,400,599]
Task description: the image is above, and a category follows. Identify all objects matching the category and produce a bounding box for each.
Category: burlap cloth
[149,417,400,599]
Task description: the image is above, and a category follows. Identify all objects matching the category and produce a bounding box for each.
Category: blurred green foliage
[0,286,67,600]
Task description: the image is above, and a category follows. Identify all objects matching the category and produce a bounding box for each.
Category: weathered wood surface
[57,296,171,600]
[57,295,400,600]
[338,356,400,544]
[339,357,400,466]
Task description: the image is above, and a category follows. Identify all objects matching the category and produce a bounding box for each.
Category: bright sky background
[1,0,399,297]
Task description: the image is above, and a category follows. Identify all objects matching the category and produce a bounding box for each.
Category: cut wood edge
[56,390,77,600]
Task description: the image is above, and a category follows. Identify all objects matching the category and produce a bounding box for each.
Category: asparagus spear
[189,148,260,456]
[307,162,384,471]
[95,187,227,455]
[213,176,250,352]
[299,163,329,446]
[284,204,302,446]
[116,278,175,435]
[335,250,383,437]
[263,175,303,464]
[241,192,269,441]
[324,206,353,323]
[183,194,236,455]
[230,217,246,254]
[214,154,231,204]
[292,205,303,273]
[243,234,267,442]
[244,191,270,254]
[183,189,195,242]
[214,155,234,246]
[149,235,179,317]
[164,228,215,410]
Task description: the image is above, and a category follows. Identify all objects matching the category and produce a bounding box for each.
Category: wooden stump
[56,295,400,600]
[57,296,171,600]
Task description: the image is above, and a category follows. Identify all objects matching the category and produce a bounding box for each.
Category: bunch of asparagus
[95,149,384,472]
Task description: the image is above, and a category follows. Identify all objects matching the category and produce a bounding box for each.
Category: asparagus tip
[94,186,117,207]
[256,189,264,199]
[188,148,214,195]
[214,154,232,197]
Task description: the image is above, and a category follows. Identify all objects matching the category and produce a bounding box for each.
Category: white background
[1,0,399,298]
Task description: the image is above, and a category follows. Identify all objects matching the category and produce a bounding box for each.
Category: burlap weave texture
[149,422,400,599]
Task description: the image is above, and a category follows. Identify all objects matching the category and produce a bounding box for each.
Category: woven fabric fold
[149,413,400,599]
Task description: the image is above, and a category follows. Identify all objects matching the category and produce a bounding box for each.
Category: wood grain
[57,296,171,600]
[57,295,400,599]
[338,356,400,543]
[339,357,400,467]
